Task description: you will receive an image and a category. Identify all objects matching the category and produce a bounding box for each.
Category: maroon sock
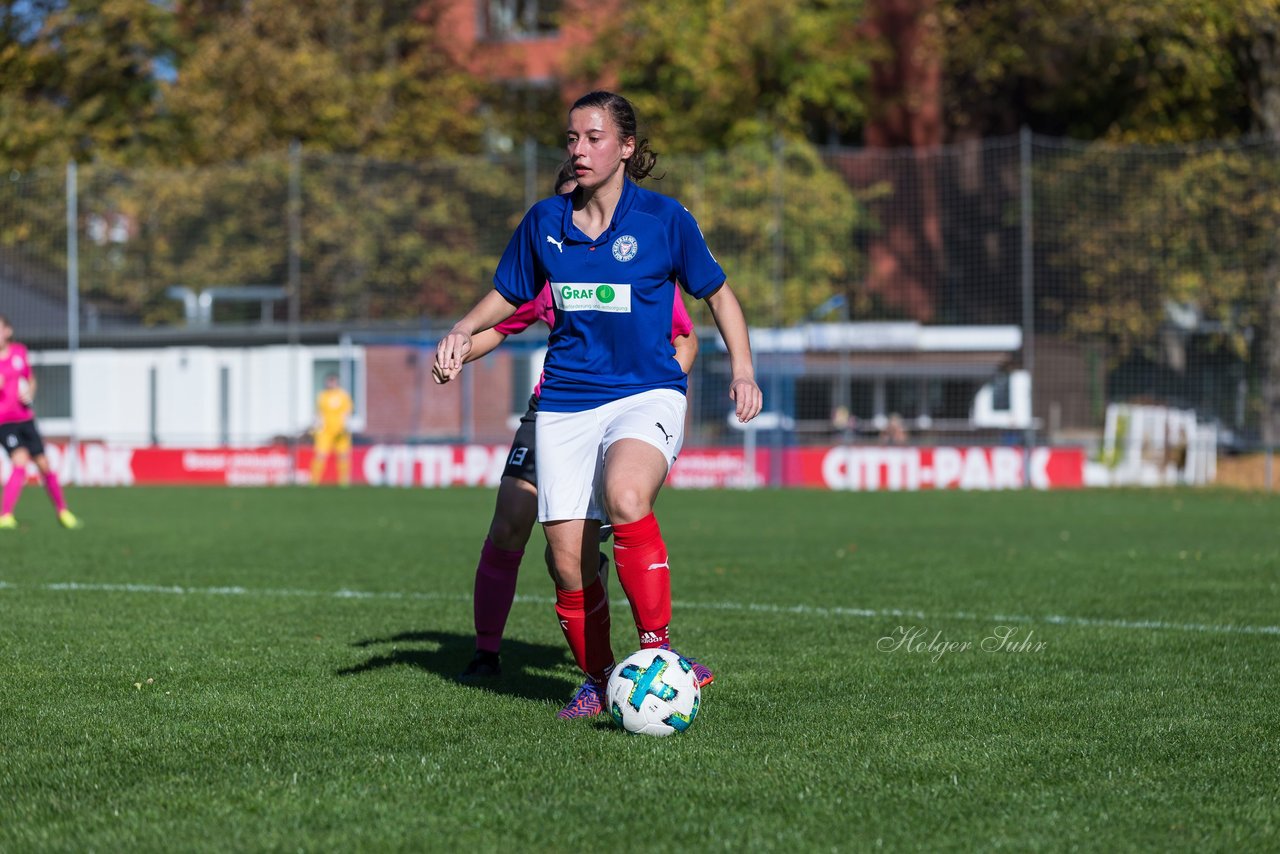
[473,538,523,653]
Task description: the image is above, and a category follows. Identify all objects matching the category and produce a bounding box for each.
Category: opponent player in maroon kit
[0,315,82,530]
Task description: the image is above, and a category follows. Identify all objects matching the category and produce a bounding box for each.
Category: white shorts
[535,388,687,522]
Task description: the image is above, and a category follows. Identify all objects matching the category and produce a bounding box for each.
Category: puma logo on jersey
[647,560,669,572]
[546,235,565,253]
[656,422,672,444]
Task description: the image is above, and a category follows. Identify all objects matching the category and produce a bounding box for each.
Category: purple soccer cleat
[660,644,715,688]
[557,679,607,719]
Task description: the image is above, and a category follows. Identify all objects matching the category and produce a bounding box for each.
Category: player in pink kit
[0,315,81,530]
[435,167,699,683]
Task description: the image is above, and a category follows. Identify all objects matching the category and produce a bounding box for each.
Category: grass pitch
[1,486,1277,851]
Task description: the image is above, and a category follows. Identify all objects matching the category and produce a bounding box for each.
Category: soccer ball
[606,648,701,736]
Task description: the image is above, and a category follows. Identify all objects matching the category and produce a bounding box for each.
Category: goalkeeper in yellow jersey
[311,372,353,486]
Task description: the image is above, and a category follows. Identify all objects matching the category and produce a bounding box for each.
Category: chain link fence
[2,133,1277,472]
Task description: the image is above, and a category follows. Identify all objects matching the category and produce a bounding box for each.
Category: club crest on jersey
[612,234,638,262]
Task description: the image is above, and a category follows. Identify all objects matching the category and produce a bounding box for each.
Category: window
[989,373,1012,412]
[793,377,833,423]
[928,379,982,421]
[31,364,71,419]
[848,380,876,421]
[312,359,361,418]
[885,379,920,420]
[482,0,561,39]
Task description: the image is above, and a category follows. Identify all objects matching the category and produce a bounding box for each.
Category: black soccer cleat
[457,649,502,682]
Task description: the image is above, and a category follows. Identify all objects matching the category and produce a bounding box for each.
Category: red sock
[554,576,613,683]
[473,537,523,653]
[612,513,671,649]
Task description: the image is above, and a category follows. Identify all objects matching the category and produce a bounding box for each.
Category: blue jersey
[493,179,725,412]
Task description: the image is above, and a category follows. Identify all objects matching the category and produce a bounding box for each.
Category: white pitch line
[684,599,1280,636]
[2,579,1278,637]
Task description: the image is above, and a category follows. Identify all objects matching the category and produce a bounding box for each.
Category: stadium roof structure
[797,349,1018,379]
[709,321,1025,380]
[22,318,454,350]
[732,322,1022,354]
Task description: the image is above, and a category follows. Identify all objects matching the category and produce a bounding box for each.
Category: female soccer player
[0,315,81,530]
[436,164,700,684]
[437,91,762,718]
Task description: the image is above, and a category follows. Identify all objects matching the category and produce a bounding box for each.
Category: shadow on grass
[336,629,573,704]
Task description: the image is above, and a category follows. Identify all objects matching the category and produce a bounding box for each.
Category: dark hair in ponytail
[570,90,657,182]
[553,159,577,194]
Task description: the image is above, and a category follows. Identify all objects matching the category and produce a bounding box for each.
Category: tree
[53,0,500,325]
[939,2,1280,439]
[565,0,876,326]
[73,145,552,325]
[163,0,483,164]
[0,0,180,170]
[576,0,872,151]
[939,0,1269,142]
[654,140,871,327]
[1038,142,1276,350]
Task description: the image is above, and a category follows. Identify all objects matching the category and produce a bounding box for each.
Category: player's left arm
[704,284,762,424]
[669,203,759,422]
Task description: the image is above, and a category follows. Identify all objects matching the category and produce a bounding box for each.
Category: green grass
[1,486,1278,851]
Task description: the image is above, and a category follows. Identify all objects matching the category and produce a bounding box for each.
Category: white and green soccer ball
[606,648,700,737]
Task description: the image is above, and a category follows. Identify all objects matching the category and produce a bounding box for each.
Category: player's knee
[604,486,652,525]
[489,514,534,551]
